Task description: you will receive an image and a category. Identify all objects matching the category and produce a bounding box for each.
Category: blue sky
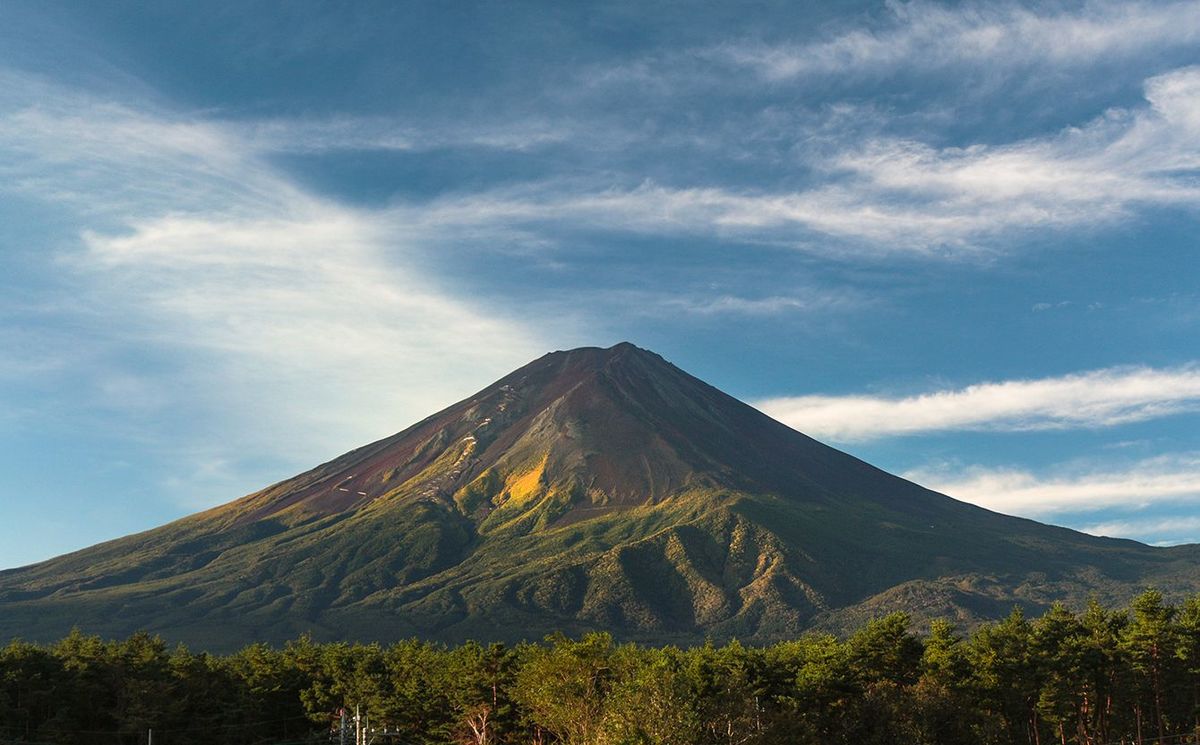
[2,0,1199,568]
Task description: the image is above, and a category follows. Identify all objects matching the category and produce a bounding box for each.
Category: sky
[1,0,1199,569]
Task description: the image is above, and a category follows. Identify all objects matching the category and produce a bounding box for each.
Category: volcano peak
[3,345,1198,650]
[510,341,665,384]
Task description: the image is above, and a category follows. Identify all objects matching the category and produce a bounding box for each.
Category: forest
[2,590,1199,745]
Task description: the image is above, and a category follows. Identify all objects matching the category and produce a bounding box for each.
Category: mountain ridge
[2,343,1197,651]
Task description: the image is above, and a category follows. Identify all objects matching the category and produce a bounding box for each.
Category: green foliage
[6,593,1200,744]
[600,646,700,745]
[513,633,614,745]
[1122,588,1184,740]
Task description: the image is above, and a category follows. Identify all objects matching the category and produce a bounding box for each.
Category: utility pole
[147,729,152,745]
[338,708,349,745]
[355,704,362,745]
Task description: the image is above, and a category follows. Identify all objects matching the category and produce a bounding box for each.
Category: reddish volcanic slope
[227,342,864,523]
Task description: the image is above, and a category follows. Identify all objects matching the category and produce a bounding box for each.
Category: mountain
[2,343,1198,651]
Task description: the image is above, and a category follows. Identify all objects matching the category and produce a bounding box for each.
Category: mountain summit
[2,344,1197,649]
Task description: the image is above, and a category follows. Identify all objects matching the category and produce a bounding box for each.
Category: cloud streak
[905,454,1200,518]
[1081,515,1200,543]
[397,65,1200,253]
[0,69,550,496]
[719,0,1200,81]
[757,364,1200,441]
[661,292,861,316]
[237,115,573,155]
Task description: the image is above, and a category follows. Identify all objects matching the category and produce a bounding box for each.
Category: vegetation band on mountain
[2,589,1199,745]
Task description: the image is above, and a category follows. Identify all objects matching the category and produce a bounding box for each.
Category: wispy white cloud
[1081,515,1200,543]
[812,65,1200,238]
[78,210,545,447]
[905,454,1200,518]
[757,364,1200,441]
[237,115,573,154]
[399,179,988,257]
[661,292,860,316]
[399,65,1200,253]
[15,30,1184,262]
[0,69,551,498]
[1032,301,1074,312]
[10,5,1192,277]
[719,0,1200,81]
[0,71,287,218]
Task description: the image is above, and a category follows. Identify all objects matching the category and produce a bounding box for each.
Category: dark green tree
[1121,589,1178,741]
[969,607,1042,745]
[913,620,977,745]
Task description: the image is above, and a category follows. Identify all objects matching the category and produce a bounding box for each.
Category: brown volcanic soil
[224,342,945,526]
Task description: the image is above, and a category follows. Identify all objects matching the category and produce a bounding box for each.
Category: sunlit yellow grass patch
[503,453,549,506]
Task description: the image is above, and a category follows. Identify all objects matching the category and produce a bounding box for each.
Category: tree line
[2,589,1199,745]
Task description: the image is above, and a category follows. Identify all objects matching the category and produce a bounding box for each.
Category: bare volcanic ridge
[1,343,1198,651]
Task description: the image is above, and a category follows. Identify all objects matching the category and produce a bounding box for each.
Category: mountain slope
[2,343,1197,650]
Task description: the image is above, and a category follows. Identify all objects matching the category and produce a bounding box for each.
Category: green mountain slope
[2,343,1197,650]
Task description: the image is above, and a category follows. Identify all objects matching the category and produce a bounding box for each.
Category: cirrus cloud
[718,0,1200,81]
[757,364,1200,441]
[0,69,552,494]
[397,66,1200,254]
[905,454,1200,518]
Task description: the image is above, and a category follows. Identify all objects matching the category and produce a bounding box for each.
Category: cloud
[0,69,550,494]
[16,36,1188,262]
[398,65,1200,253]
[661,293,859,316]
[719,0,1200,81]
[1080,515,1200,543]
[756,364,1200,441]
[11,8,1194,272]
[78,210,545,447]
[237,115,573,154]
[814,66,1200,232]
[1032,301,1074,312]
[0,71,287,218]
[398,179,999,257]
[904,454,1200,518]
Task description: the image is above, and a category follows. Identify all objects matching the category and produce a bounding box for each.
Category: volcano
[2,343,1198,650]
